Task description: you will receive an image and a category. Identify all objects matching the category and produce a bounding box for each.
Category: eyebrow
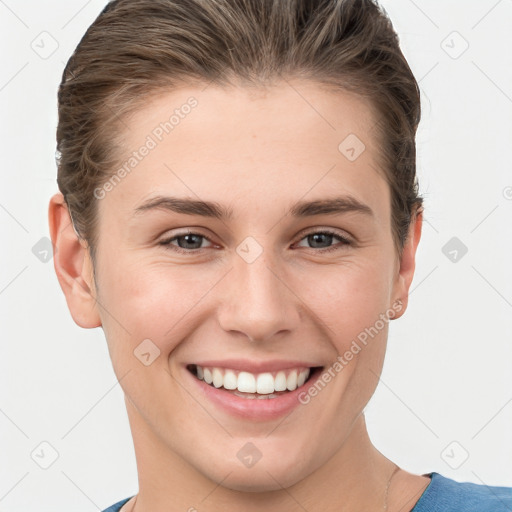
[133,195,374,219]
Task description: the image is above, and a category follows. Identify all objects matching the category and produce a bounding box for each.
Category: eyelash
[158,229,353,255]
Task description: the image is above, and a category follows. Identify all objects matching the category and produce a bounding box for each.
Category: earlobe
[391,208,423,320]
[48,192,102,329]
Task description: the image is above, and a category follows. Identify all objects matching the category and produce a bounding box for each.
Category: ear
[390,207,423,320]
[48,192,102,328]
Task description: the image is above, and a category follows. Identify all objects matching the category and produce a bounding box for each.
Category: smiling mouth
[187,364,323,399]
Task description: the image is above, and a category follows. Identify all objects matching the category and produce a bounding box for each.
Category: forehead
[99,80,389,224]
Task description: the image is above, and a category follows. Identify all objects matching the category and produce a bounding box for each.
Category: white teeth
[203,367,213,384]
[234,390,256,399]
[274,371,287,391]
[286,370,298,391]
[223,370,238,390]
[193,365,312,395]
[234,391,280,399]
[256,373,274,394]
[212,368,223,388]
[237,372,256,393]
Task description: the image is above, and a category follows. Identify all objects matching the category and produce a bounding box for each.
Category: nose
[217,245,301,343]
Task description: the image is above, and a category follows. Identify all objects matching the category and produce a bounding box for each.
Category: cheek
[96,256,222,356]
[299,256,394,344]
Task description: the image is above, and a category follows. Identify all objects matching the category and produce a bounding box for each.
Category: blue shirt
[101,472,512,511]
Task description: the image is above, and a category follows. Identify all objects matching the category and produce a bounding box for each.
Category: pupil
[181,234,201,249]
[310,233,332,248]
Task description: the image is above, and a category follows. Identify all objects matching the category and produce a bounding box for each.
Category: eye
[294,229,352,253]
[158,230,215,254]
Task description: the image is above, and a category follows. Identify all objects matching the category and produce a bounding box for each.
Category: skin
[49,80,429,511]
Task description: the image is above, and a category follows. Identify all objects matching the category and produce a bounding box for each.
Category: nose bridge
[217,240,299,343]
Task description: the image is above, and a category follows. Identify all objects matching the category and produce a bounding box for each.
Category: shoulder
[412,472,512,512]
[101,497,133,512]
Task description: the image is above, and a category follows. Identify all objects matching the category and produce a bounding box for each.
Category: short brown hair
[56,0,423,265]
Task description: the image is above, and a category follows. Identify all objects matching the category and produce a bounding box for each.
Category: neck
[126,397,398,512]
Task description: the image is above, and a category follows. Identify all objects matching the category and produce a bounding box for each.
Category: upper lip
[187,359,322,373]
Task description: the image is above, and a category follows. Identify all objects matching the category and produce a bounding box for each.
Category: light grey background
[1,0,511,510]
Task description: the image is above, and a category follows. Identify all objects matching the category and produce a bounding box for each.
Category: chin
[200,453,314,493]
[221,471,301,493]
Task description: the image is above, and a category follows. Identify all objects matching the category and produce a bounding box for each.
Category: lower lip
[185,367,323,421]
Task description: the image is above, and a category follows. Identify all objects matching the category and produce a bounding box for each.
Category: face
[52,80,421,492]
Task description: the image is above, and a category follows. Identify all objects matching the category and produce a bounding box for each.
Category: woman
[48,0,512,510]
